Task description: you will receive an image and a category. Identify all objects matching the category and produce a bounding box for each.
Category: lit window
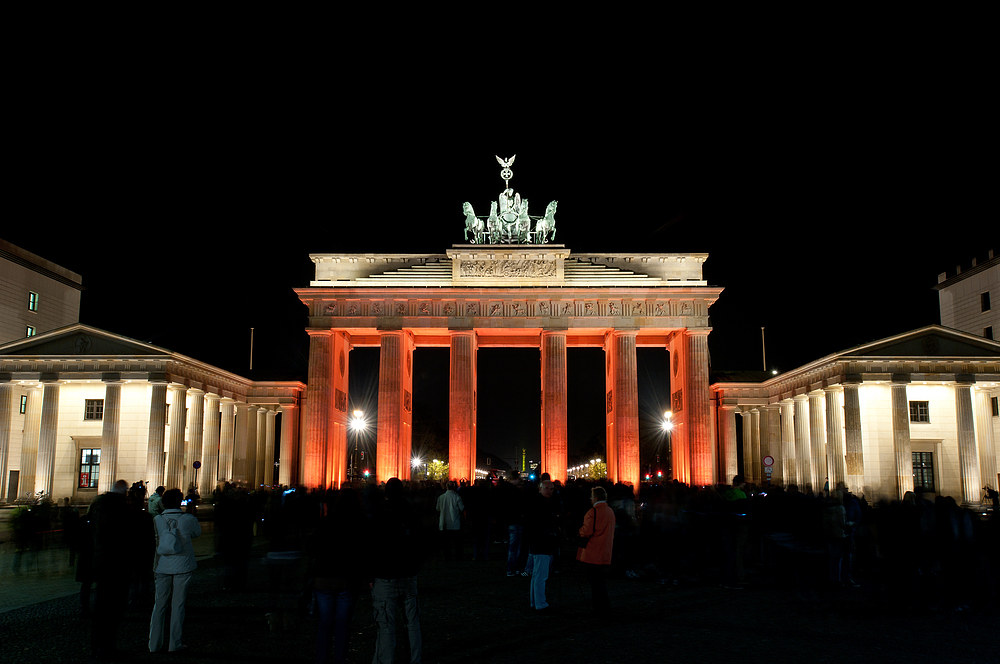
[28,291,39,311]
[79,449,101,489]
[912,452,935,492]
[909,401,930,423]
[983,291,992,312]
[84,399,104,421]
[20,395,27,414]
[26,326,36,337]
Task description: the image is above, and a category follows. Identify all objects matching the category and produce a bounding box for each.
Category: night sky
[5,81,989,471]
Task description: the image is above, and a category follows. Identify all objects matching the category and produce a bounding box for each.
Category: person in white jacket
[436,481,465,560]
[148,488,201,653]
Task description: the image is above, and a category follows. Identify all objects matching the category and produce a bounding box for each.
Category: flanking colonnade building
[711,326,1000,505]
[0,325,304,504]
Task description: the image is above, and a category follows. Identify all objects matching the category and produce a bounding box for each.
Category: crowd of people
[6,472,1000,662]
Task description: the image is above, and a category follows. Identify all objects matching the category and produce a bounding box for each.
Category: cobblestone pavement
[1,525,998,664]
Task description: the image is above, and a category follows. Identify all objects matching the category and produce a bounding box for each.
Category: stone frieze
[459,259,557,279]
[321,298,707,318]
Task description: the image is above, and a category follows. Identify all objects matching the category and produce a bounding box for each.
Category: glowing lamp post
[350,411,367,480]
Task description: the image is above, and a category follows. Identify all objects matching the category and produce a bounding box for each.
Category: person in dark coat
[526,480,562,613]
[87,479,139,659]
[310,488,370,664]
[370,478,423,664]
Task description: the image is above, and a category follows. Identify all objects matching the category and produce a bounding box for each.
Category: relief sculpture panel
[459,259,557,279]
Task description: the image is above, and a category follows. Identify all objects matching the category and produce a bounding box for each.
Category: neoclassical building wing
[712,325,1000,504]
[0,324,304,503]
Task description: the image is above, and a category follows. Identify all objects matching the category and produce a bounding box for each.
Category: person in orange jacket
[576,485,616,612]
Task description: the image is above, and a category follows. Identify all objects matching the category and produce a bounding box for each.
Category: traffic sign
[762,455,774,467]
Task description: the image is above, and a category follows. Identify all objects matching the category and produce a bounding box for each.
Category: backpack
[156,516,184,555]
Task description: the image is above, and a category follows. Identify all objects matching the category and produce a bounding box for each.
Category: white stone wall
[938,262,999,337]
[4,382,186,503]
[0,255,82,345]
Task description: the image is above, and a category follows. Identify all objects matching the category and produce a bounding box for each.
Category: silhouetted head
[385,477,404,501]
[162,488,183,509]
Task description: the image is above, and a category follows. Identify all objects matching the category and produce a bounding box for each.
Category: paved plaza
[2,511,998,664]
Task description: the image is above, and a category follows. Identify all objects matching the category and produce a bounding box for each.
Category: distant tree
[428,459,450,481]
[580,462,607,481]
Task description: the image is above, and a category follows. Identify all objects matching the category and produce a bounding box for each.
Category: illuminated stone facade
[0,240,82,345]
[0,325,304,503]
[711,326,1000,504]
[297,245,722,488]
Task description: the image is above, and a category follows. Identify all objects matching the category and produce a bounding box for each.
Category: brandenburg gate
[295,157,722,488]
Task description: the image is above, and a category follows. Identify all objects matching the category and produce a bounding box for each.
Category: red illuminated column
[685,330,713,486]
[377,330,414,482]
[605,330,639,487]
[304,330,333,488]
[449,330,477,483]
[541,331,568,483]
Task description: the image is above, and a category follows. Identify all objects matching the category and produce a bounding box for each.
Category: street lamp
[350,410,366,479]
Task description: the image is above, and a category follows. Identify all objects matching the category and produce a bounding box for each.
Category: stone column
[843,378,865,495]
[975,389,998,493]
[449,330,477,483]
[164,385,188,490]
[686,330,713,486]
[740,410,753,480]
[145,380,168,491]
[808,391,827,491]
[304,330,333,488]
[184,389,205,491]
[18,386,42,501]
[793,395,812,491]
[254,407,266,488]
[719,405,739,484]
[261,408,275,487]
[200,393,221,497]
[278,404,299,486]
[605,330,639,487]
[541,331,568,483]
[232,402,252,484]
[955,380,982,506]
[36,378,61,499]
[98,378,124,493]
[765,405,782,485]
[377,330,414,482]
[890,377,914,499]
[824,387,846,490]
[0,380,12,503]
[750,409,762,483]
[218,398,236,482]
[780,400,796,486]
[245,407,259,489]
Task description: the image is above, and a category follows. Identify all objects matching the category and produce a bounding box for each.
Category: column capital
[187,387,206,396]
[824,384,844,394]
[306,328,335,338]
[684,328,713,337]
[955,374,977,386]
